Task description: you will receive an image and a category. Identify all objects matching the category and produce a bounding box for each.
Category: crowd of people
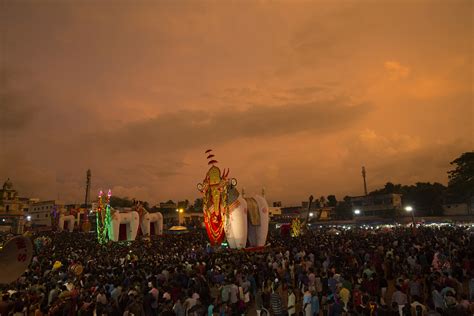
[0,224,473,316]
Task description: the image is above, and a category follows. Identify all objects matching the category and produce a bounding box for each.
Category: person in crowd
[391,285,408,316]
[270,282,284,316]
[310,290,319,316]
[287,287,295,316]
[411,295,427,316]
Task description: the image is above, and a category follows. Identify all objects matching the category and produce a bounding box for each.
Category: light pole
[176,208,184,225]
[353,209,361,226]
[405,206,415,227]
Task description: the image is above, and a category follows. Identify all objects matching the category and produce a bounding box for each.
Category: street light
[405,206,416,227]
[309,212,314,217]
[177,208,185,225]
[26,215,31,221]
[354,209,361,215]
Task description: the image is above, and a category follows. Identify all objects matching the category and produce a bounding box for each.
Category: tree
[194,198,203,211]
[319,196,327,207]
[109,196,134,208]
[327,195,337,207]
[335,196,352,219]
[369,181,446,216]
[447,151,474,203]
[313,199,321,208]
[403,182,446,216]
[369,182,402,195]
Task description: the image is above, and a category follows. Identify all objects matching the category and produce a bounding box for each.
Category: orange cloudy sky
[1,0,472,205]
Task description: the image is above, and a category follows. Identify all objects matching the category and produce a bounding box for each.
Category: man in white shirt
[229,283,239,306]
[410,296,427,316]
[391,285,408,316]
[287,287,296,316]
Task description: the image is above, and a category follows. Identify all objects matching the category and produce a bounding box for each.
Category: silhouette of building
[350,193,402,218]
[0,179,32,233]
[28,200,65,228]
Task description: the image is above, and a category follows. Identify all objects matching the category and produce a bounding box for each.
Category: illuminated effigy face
[208,166,223,214]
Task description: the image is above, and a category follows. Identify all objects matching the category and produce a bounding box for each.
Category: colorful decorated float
[109,209,139,241]
[133,201,163,237]
[95,190,112,244]
[93,194,161,242]
[197,150,269,249]
[58,214,75,232]
[141,211,163,236]
[49,206,76,232]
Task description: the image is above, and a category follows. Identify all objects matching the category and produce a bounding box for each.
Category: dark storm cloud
[0,69,40,132]
[0,93,36,131]
[285,86,327,96]
[117,162,185,179]
[99,100,372,152]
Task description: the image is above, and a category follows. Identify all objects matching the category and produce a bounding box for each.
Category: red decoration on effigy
[204,210,225,246]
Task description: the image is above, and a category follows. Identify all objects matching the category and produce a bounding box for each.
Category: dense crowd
[0,225,473,316]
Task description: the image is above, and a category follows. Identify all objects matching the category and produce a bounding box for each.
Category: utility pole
[85,169,91,208]
[303,195,314,230]
[362,166,368,196]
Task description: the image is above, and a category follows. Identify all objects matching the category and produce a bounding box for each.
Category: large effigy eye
[231,178,237,187]
[197,183,203,191]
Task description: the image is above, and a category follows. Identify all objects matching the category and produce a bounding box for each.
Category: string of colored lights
[96,190,112,244]
[96,191,105,244]
[105,190,112,240]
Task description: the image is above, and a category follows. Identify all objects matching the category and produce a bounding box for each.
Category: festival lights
[96,189,112,244]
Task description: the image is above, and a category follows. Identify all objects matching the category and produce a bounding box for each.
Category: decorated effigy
[197,150,231,245]
[58,212,75,232]
[81,209,91,232]
[68,207,90,232]
[109,208,139,242]
[93,191,142,243]
[134,201,163,236]
[197,150,269,249]
[291,218,302,237]
[96,189,112,244]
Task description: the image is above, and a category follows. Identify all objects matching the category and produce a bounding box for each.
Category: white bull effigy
[109,210,140,242]
[141,212,163,236]
[58,214,75,232]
